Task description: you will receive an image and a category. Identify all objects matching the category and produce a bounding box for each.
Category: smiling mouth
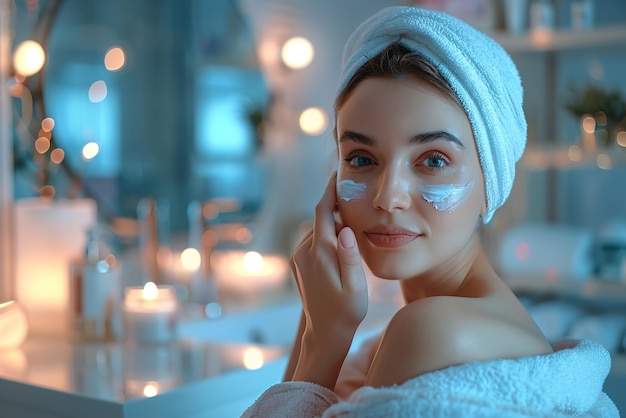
[365,233,420,248]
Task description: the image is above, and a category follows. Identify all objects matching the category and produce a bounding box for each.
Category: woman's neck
[399,234,496,303]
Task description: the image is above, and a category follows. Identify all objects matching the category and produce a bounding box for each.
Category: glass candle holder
[122,283,178,345]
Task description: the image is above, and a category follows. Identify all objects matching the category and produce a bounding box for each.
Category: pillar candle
[122,282,178,345]
[14,197,97,336]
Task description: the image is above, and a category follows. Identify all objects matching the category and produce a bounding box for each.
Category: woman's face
[336,77,486,280]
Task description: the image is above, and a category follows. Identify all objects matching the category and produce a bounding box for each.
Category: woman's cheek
[337,179,367,202]
[336,179,368,228]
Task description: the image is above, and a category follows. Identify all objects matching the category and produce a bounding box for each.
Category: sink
[178,300,302,347]
[178,298,400,351]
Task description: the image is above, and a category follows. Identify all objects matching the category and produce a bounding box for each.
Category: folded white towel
[339,6,526,223]
[242,339,619,417]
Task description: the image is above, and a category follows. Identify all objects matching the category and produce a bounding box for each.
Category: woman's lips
[364,227,420,248]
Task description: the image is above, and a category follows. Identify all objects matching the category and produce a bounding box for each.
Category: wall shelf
[492,25,626,54]
[520,145,626,170]
[505,276,626,305]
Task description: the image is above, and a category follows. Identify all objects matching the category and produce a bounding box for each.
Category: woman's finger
[337,227,368,294]
[312,172,339,247]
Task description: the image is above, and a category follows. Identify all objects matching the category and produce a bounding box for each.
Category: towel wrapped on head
[338,6,526,223]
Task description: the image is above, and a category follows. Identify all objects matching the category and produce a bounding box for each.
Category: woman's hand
[288,173,369,390]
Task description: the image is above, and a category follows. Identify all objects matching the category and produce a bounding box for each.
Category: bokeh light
[582,116,596,134]
[88,80,108,103]
[596,153,612,170]
[180,248,202,271]
[243,347,264,370]
[41,117,55,132]
[142,382,159,398]
[299,107,328,136]
[82,142,100,160]
[281,37,314,69]
[104,46,126,71]
[568,145,583,162]
[50,148,65,164]
[34,137,50,154]
[13,40,45,77]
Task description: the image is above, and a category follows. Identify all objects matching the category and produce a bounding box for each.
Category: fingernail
[339,228,355,249]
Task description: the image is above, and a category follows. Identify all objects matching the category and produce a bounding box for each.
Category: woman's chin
[364,259,418,281]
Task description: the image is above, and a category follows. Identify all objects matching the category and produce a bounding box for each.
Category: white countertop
[0,336,287,418]
[0,298,401,418]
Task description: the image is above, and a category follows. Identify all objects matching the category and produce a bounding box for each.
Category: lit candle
[211,251,288,293]
[14,197,97,337]
[122,282,178,345]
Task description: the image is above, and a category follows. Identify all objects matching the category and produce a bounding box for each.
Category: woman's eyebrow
[339,130,376,146]
[410,131,465,149]
[339,130,465,149]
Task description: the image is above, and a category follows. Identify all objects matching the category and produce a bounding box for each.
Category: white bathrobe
[242,339,619,417]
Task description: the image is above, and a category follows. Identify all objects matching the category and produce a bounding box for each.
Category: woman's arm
[282,310,305,381]
[286,174,369,391]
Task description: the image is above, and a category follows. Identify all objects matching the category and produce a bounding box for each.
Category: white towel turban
[338,6,527,223]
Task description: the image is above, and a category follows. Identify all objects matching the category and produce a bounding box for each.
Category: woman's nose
[372,169,412,212]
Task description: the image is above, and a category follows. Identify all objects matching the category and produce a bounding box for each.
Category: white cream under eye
[416,180,475,211]
[338,180,367,201]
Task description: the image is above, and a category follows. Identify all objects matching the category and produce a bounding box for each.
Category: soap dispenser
[69,226,122,341]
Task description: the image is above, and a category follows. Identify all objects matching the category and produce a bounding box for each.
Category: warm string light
[281,36,314,70]
[10,40,127,198]
[104,47,126,71]
[13,40,45,77]
[299,107,328,136]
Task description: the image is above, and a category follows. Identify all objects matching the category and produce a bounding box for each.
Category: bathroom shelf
[491,24,626,54]
[505,277,626,305]
[520,145,626,170]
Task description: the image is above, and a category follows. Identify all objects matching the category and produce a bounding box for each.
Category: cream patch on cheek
[416,180,475,211]
[338,180,367,201]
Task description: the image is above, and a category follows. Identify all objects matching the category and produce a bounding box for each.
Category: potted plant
[564,84,626,147]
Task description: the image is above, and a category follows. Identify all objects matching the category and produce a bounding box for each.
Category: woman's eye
[422,153,449,169]
[345,155,373,167]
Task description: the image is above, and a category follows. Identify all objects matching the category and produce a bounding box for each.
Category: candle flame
[243,347,264,370]
[143,381,159,397]
[242,251,263,273]
[143,282,158,300]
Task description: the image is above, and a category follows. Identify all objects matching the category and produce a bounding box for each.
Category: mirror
[13,0,270,230]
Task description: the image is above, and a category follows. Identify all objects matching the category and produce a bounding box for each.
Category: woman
[243,6,617,417]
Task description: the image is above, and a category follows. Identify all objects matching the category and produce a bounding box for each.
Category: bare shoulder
[364,296,553,388]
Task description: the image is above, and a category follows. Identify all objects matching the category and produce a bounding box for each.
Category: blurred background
[6,0,626,241]
[1,0,626,416]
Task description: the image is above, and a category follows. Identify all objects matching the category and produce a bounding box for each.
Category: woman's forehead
[336,78,473,143]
